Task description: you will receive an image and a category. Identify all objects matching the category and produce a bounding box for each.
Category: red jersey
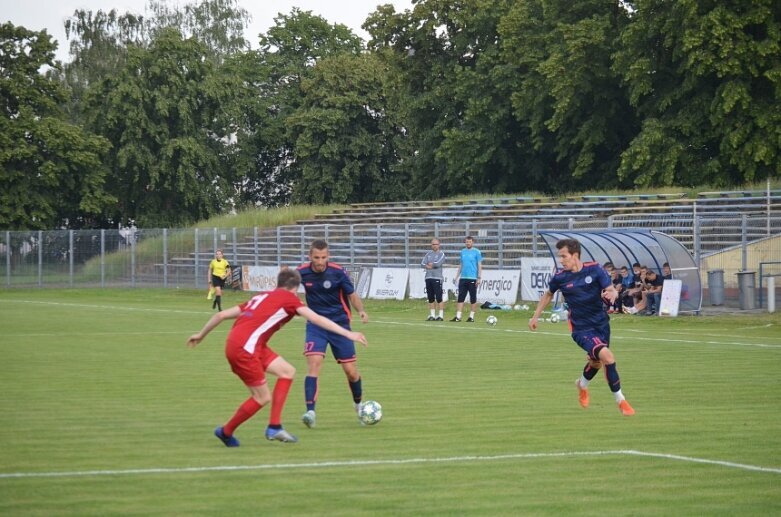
[226,289,304,355]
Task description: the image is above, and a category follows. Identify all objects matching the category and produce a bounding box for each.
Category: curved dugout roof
[539,230,702,313]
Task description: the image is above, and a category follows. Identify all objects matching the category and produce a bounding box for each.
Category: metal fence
[2,213,779,306]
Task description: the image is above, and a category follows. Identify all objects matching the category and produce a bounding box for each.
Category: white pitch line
[374,319,781,349]
[0,450,778,479]
[3,300,779,349]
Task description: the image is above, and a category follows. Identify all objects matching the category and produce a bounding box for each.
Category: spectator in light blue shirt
[451,236,483,322]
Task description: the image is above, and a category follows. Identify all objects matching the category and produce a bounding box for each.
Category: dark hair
[663,262,670,268]
[556,238,581,257]
[465,235,474,241]
[277,268,302,289]
[310,239,328,252]
[632,262,641,268]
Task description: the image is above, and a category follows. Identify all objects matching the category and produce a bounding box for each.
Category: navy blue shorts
[571,324,611,361]
[304,322,356,363]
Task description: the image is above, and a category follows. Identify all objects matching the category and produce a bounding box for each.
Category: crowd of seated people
[601,261,672,316]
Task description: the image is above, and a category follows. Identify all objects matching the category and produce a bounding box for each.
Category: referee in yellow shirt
[208,249,231,311]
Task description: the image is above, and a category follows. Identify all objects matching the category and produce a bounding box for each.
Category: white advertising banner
[408,268,456,302]
[476,269,521,305]
[241,266,282,292]
[521,257,557,301]
[368,268,409,300]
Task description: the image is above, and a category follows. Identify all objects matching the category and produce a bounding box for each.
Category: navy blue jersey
[298,262,355,325]
[548,262,612,331]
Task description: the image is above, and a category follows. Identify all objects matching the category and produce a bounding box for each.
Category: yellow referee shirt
[209,258,231,279]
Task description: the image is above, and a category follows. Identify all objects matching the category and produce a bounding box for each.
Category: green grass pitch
[0,288,779,515]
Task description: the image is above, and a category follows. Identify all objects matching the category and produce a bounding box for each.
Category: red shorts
[225,344,279,387]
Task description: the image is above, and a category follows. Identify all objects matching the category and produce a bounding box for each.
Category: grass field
[1,288,780,515]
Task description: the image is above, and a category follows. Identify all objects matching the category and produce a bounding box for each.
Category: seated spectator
[623,264,647,313]
[607,268,626,314]
[662,262,672,280]
[641,269,663,315]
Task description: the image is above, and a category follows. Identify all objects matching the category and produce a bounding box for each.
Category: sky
[2,0,414,63]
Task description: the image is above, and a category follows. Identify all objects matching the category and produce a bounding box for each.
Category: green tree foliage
[287,52,407,204]
[614,0,781,186]
[500,0,636,192]
[229,9,364,207]
[60,0,249,123]
[0,23,112,230]
[85,29,236,226]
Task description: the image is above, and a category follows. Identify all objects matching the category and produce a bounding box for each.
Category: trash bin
[736,271,756,310]
[707,269,724,306]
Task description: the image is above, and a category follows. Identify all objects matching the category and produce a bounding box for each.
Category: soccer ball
[549,313,560,323]
[486,315,498,326]
[513,304,522,311]
[358,400,383,425]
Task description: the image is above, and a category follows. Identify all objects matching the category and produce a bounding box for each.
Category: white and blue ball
[486,315,498,326]
[358,400,383,425]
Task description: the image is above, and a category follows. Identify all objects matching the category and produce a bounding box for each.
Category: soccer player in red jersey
[187,268,368,446]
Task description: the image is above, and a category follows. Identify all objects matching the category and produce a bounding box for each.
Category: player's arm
[477,257,483,281]
[529,290,555,331]
[207,262,213,284]
[223,263,231,280]
[186,306,241,348]
[296,306,368,347]
[601,283,618,304]
[349,291,369,323]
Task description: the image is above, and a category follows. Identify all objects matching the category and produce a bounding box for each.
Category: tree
[614,0,781,186]
[0,23,112,230]
[85,29,237,226]
[287,52,407,204]
[228,9,364,208]
[500,0,636,192]
[60,0,250,123]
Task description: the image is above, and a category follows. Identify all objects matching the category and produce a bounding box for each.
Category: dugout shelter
[539,230,702,314]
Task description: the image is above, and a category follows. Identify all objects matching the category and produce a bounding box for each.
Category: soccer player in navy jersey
[529,238,635,416]
[298,240,369,428]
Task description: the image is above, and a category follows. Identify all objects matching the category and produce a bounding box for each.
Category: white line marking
[3,300,779,349]
[0,450,778,479]
[374,320,781,349]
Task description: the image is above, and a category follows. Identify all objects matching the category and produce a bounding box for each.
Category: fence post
[100,230,106,288]
[257,227,262,266]
[376,225,382,267]
[163,228,168,288]
[350,225,355,268]
[130,232,136,288]
[498,219,504,268]
[4,231,8,287]
[232,228,238,266]
[404,223,410,267]
[741,214,748,271]
[532,220,538,258]
[69,230,74,287]
[693,216,701,268]
[194,228,200,289]
[38,230,43,287]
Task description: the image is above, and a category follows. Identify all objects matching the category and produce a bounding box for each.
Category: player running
[187,268,368,446]
[528,238,635,416]
[297,240,369,428]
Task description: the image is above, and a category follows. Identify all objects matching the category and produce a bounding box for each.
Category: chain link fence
[2,213,779,306]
